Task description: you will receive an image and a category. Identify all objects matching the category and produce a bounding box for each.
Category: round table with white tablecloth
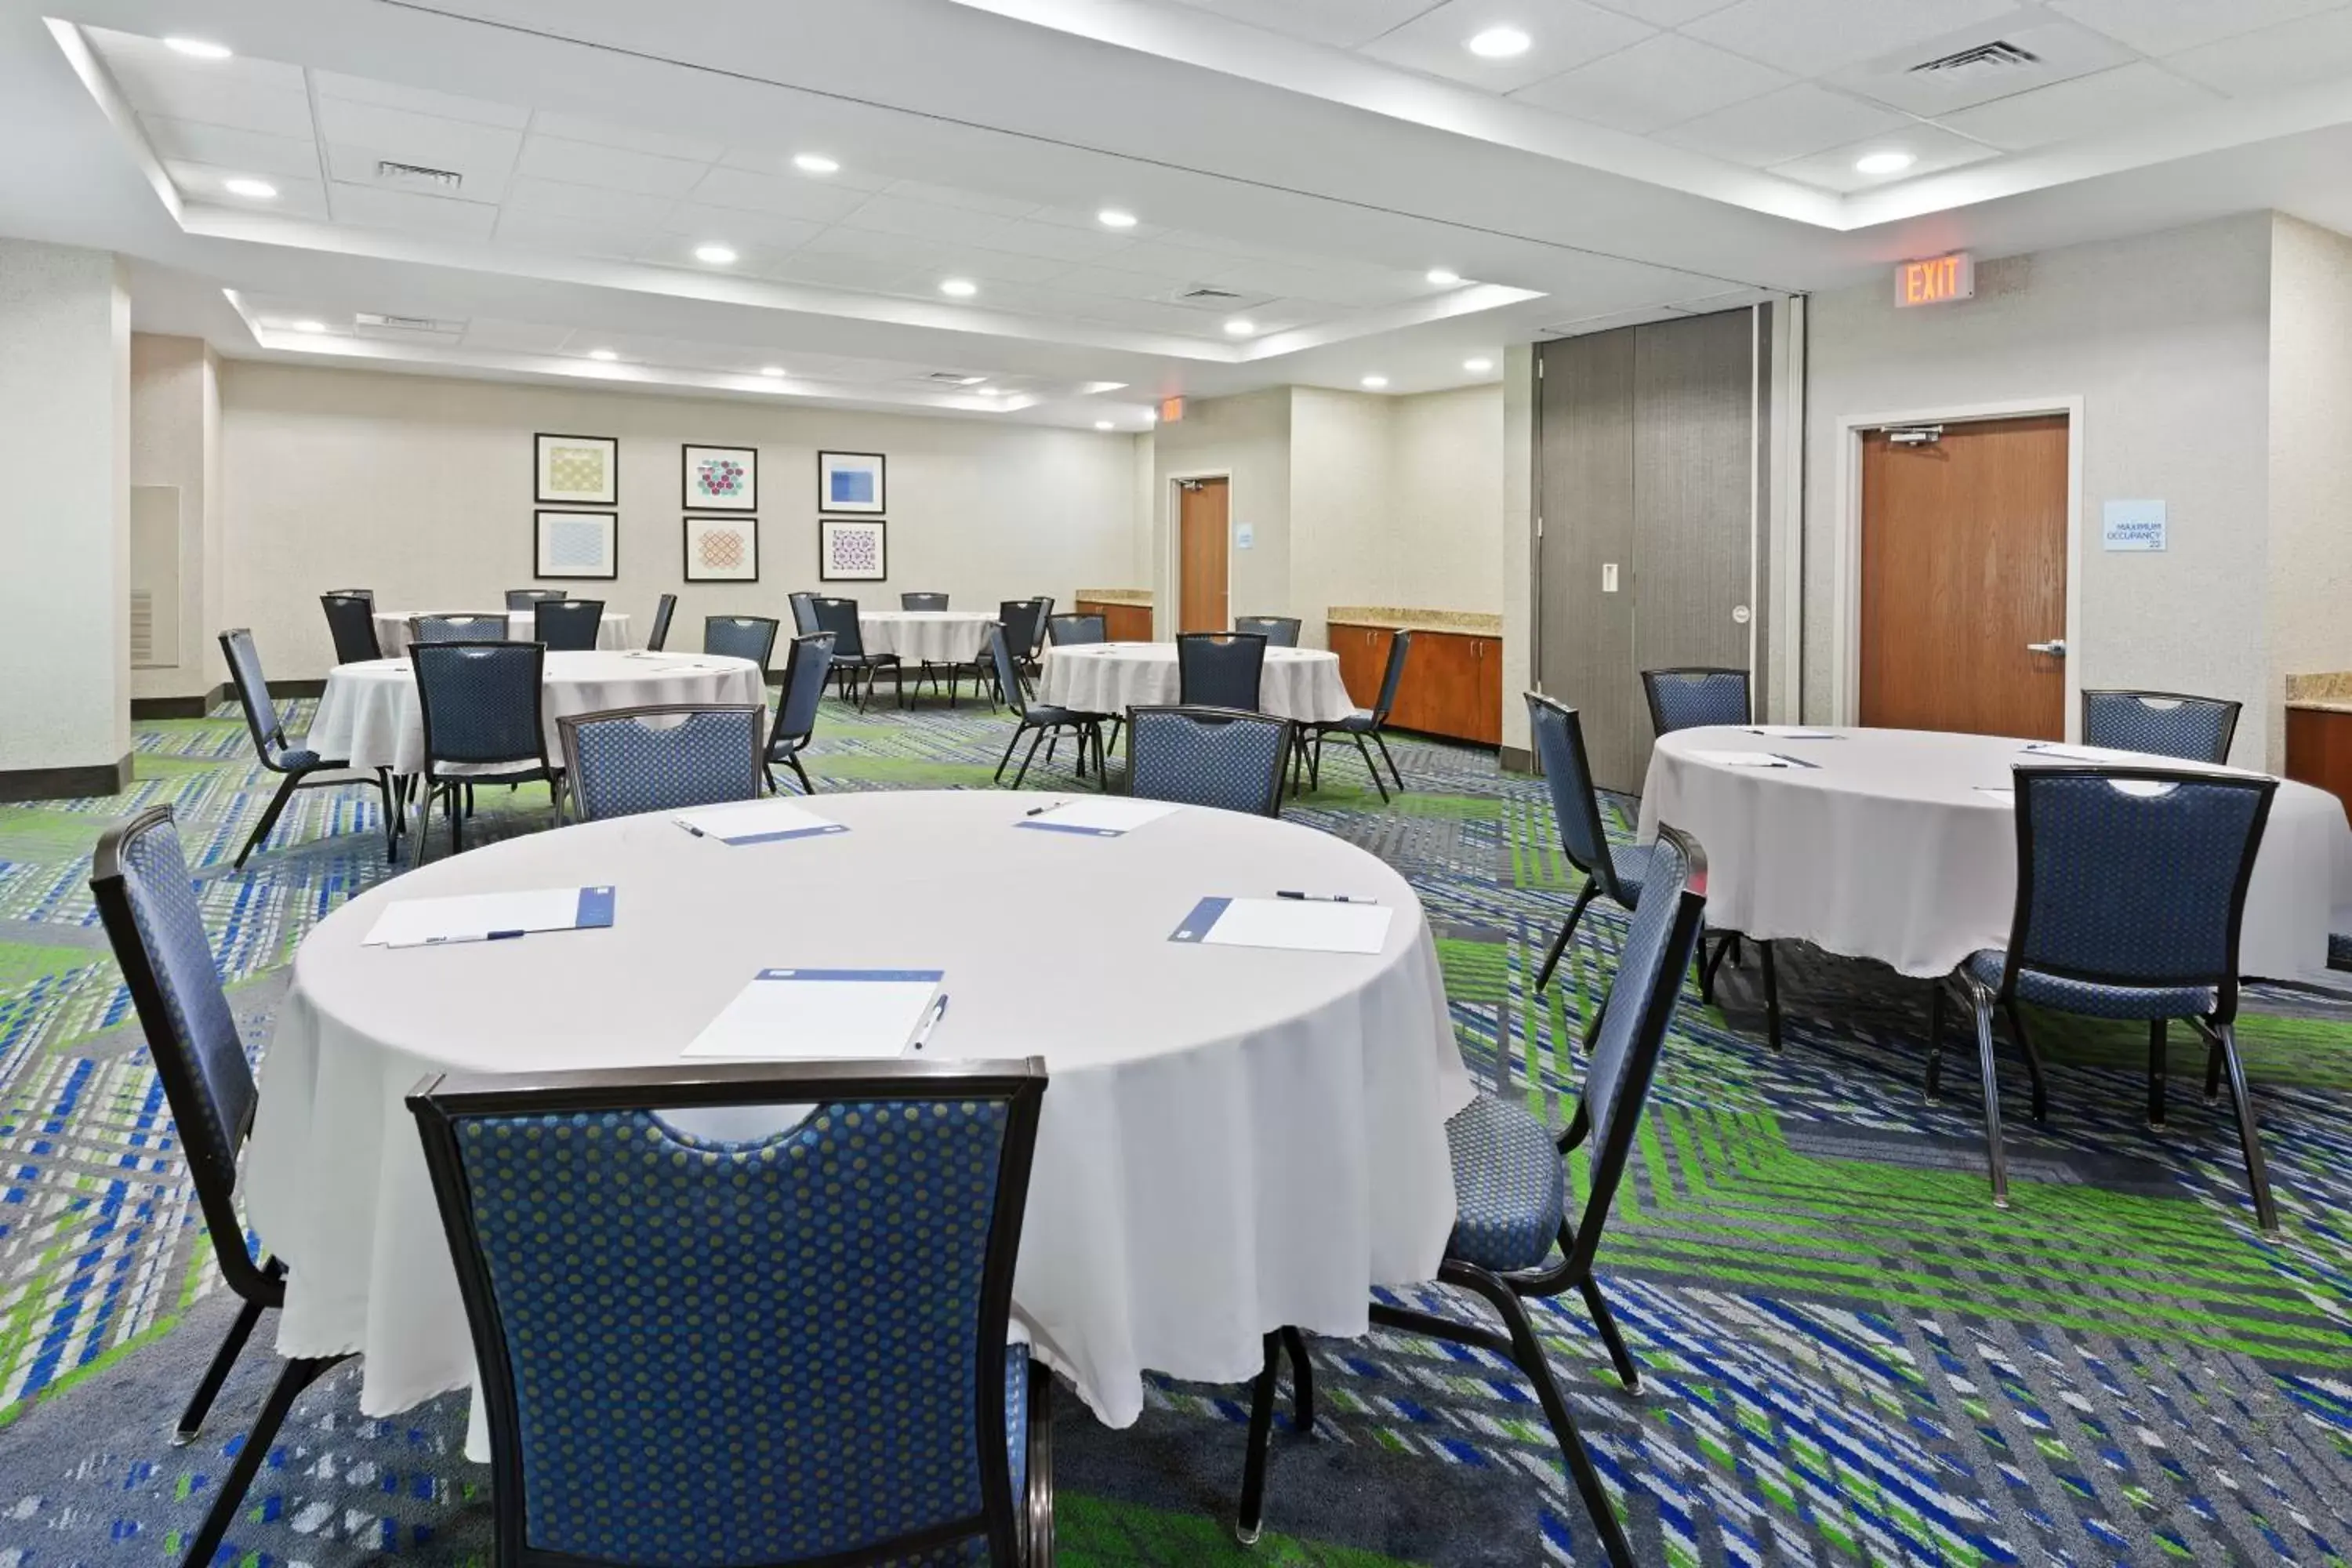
[1039,642,1355,724]
[372,609,634,656]
[1637,727,2352,984]
[305,651,769,775]
[855,609,994,665]
[241,789,1470,1450]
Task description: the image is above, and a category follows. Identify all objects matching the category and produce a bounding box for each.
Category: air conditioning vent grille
[375,159,463,191]
[1908,39,2038,73]
[1178,285,1245,302]
[356,312,450,332]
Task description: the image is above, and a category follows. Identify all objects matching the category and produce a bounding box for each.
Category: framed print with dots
[683,515,759,583]
[818,517,887,582]
[682,444,757,510]
[535,433,617,506]
[534,510,617,579]
[817,450,885,514]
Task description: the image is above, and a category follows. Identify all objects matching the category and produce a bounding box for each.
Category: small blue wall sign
[2102,499,2166,552]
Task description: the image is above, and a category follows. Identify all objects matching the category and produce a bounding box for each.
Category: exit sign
[1894,252,1975,307]
[1158,396,1185,423]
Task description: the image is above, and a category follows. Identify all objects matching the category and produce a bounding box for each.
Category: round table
[1039,643,1355,724]
[305,651,768,775]
[1638,727,2352,982]
[242,789,1470,1445]
[855,609,994,665]
[374,610,634,656]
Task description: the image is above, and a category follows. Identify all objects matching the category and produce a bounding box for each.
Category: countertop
[1327,605,1504,637]
[2286,673,2352,713]
[1073,588,1152,607]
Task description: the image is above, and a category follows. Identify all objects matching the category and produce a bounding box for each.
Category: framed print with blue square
[818,517,887,582]
[535,433,617,506]
[684,515,759,582]
[535,510,618,579]
[817,450,886,514]
[683,444,757,511]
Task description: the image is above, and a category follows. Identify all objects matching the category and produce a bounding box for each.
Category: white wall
[1151,387,1291,630]
[1289,387,1394,648]
[129,333,221,702]
[219,363,1145,680]
[2267,213,2352,761]
[0,238,129,783]
[1391,385,1506,616]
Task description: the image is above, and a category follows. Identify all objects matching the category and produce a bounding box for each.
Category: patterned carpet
[2,694,2350,1566]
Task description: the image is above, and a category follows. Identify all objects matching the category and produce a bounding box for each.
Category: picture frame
[683,514,759,583]
[817,450,886,514]
[535,433,618,506]
[682,443,757,511]
[818,517,887,582]
[535,510,618,579]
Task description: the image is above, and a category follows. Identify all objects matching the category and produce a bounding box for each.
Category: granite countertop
[1073,588,1152,606]
[1327,605,1504,637]
[2286,673,2352,713]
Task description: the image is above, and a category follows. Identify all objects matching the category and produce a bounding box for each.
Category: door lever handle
[2026,639,2067,657]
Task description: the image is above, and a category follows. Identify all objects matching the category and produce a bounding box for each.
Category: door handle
[2026,639,2067,658]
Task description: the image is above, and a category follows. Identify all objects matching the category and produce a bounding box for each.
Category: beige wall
[2267,213,2352,762]
[129,333,222,702]
[1500,346,1536,756]
[1392,385,1506,617]
[1150,387,1292,633]
[219,363,1145,680]
[1289,387,1394,648]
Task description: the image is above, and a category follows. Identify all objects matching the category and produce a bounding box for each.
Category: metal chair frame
[219,629,401,866]
[2079,687,2243,764]
[1299,630,1410,803]
[645,592,677,652]
[409,640,561,863]
[765,632,837,795]
[812,597,904,710]
[988,623,1103,788]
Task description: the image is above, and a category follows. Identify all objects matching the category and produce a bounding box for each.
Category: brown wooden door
[1860,414,2067,739]
[1178,478,1229,634]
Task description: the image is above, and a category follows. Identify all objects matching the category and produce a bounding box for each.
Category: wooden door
[1178,478,1229,634]
[1859,415,2067,739]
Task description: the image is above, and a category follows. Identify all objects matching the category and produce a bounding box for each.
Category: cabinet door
[1466,637,1503,745]
[1329,624,1388,709]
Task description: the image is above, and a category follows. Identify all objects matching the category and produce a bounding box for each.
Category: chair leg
[1374,731,1404,793]
[234,771,307,869]
[2205,1035,2224,1102]
[1278,1325,1315,1433]
[1024,1361,1055,1566]
[1758,939,1783,1053]
[2147,1020,2168,1129]
[1235,1331,1282,1545]
[412,782,437,867]
[1352,733,1388,803]
[995,726,1025,785]
[1968,987,2010,1209]
[788,755,815,796]
[2211,1022,2281,1237]
[1577,1276,1642,1395]
[173,1294,267,1444]
[177,1354,344,1568]
[1699,934,1733,1004]
[1534,880,1599,995]
[1012,728,1047,789]
[1925,981,1944,1102]
[2002,999,2049,1122]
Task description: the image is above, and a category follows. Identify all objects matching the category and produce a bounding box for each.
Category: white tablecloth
[306,651,768,775]
[857,610,994,664]
[1040,643,1355,724]
[373,610,634,655]
[1638,727,2352,982]
[243,789,1470,1446]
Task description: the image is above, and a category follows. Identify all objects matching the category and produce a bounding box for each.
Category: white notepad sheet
[673,797,843,844]
[1200,898,1392,955]
[1746,726,1838,739]
[1690,750,1800,768]
[1019,798,1182,835]
[363,887,599,948]
[681,969,943,1060]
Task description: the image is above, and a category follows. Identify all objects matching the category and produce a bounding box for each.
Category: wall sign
[1234,522,1254,550]
[2102,499,2167,552]
[1893,252,1975,307]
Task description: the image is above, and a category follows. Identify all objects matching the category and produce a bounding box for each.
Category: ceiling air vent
[920,370,988,384]
[355,311,452,332]
[1177,285,1246,303]
[1907,39,2038,74]
[374,159,463,192]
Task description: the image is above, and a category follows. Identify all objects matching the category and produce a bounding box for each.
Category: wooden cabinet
[2286,706,2352,816]
[1075,599,1153,641]
[1328,622,1501,746]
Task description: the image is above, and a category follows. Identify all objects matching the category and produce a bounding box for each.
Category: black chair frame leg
[2002,998,2049,1121]
[1968,985,2011,1209]
[1758,939,1782,1052]
[234,771,307,869]
[1925,980,1945,1102]
[178,1353,347,1568]
[174,1294,266,1444]
[1534,880,1599,995]
[1235,1327,1321,1546]
[1373,731,1404,793]
[994,727,1025,785]
[2147,1019,2168,1129]
[1352,732,1389,803]
[2199,1019,2281,1237]
[1577,1276,1642,1395]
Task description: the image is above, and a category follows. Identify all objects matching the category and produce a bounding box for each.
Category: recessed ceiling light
[940,278,978,298]
[165,37,232,60]
[760,365,786,377]
[1464,357,1494,372]
[958,375,989,385]
[1426,268,1461,286]
[793,153,840,175]
[693,242,738,265]
[974,386,1000,396]
[1094,420,1116,430]
[1097,209,1138,229]
[587,347,618,361]
[1854,150,1916,175]
[1361,374,1389,390]
[223,177,277,199]
[1466,26,1530,58]
[1224,318,1255,336]
[290,319,327,333]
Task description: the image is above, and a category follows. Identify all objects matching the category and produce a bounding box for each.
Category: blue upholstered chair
[1933,767,2280,1231]
[902,590,949,609]
[812,597,902,710]
[2082,688,2241,764]
[644,593,677,652]
[532,597,604,652]
[1640,666,1751,734]
[1236,826,1709,1567]
[219,629,399,866]
[1127,705,1294,818]
[320,592,382,664]
[557,704,764,822]
[989,623,1103,787]
[1301,630,1411,802]
[766,632,837,795]
[90,807,351,1568]
[1047,613,1105,646]
[789,590,820,636]
[1234,615,1301,648]
[409,641,560,862]
[408,1056,1056,1568]
[409,612,510,646]
[505,587,565,612]
[702,614,780,673]
[996,597,1053,692]
[1177,632,1267,711]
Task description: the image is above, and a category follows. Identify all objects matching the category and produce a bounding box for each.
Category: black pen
[1276,891,1366,903]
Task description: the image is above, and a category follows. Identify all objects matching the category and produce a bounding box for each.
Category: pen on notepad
[415,928,525,947]
[1276,891,1370,903]
[1023,800,1069,817]
[674,818,707,838]
[910,993,950,1051]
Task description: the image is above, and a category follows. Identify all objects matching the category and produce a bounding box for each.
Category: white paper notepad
[1690,750,1805,768]
[1168,897,1392,955]
[673,798,846,845]
[1745,726,1838,739]
[1017,798,1181,837]
[363,887,615,949]
[682,969,945,1060]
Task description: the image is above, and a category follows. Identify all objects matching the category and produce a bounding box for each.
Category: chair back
[646,593,677,652]
[985,624,1029,719]
[2002,768,2276,1014]
[533,598,605,652]
[1525,693,1633,903]
[1047,613,1106,646]
[412,641,549,769]
[1234,615,1301,648]
[218,628,293,768]
[901,591,949,611]
[789,591,819,636]
[810,597,868,658]
[326,587,375,605]
[1127,705,1294,817]
[321,593,382,664]
[1177,632,1268,711]
[1639,666,1750,734]
[998,599,1047,659]
[2081,688,2241,764]
[558,704,764,822]
[410,613,509,645]
[702,615,780,670]
[1370,630,1413,723]
[408,1058,1047,1568]
[89,806,271,1301]
[771,632,838,748]
[506,588,565,612]
[1566,825,1708,1278]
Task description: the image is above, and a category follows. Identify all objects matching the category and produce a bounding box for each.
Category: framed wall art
[535,510,618,579]
[684,515,759,582]
[683,444,757,510]
[817,450,886,514]
[535,433,618,506]
[818,517,887,582]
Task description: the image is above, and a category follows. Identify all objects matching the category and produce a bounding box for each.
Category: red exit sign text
[1894,252,1975,307]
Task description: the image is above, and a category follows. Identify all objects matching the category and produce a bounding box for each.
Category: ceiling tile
[314,100,525,188]
[1048,266,1186,303]
[1356,0,1657,93]
[1511,31,1791,132]
[460,318,575,354]
[659,202,827,249]
[89,27,307,96]
[527,110,724,163]
[687,165,869,223]
[717,148,897,191]
[167,161,331,219]
[1084,239,1261,281]
[1764,123,1998,189]
[503,176,676,225]
[1682,0,2021,77]
[982,220,1138,262]
[2165,7,2352,94]
[140,116,319,179]
[1155,0,1440,47]
[837,194,1016,245]
[1653,82,1908,165]
[767,252,905,290]
[311,70,530,129]
[881,180,1043,218]
[1935,61,2221,147]
[2049,0,2350,57]
[1830,18,2133,116]
[930,248,1076,285]
[1584,0,1742,23]
[631,234,806,273]
[108,64,313,140]
[797,226,949,268]
[515,134,708,196]
[492,207,664,259]
[326,181,500,238]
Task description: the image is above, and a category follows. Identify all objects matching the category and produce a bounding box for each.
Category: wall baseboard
[267,679,328,699]
[0,753,133,802]
[1498,744,1534,774]
[131,684,227,720]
